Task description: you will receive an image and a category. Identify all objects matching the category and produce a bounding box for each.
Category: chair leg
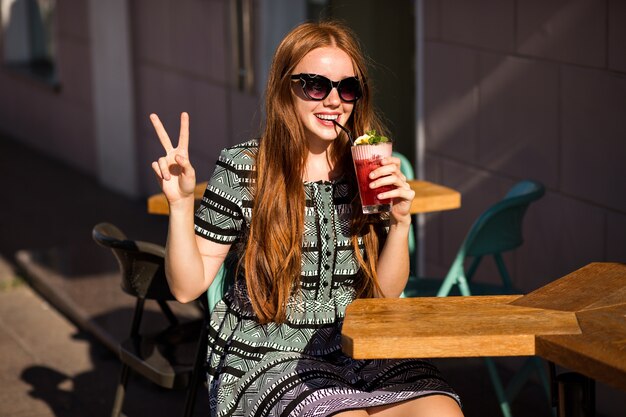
[494,253,514,293]
[110,363,131,417]
[183,323,208,417]
[158,299,180,326]
[504,357,551,405]
[130,298,145,335]
[465,256,482,282]
[485,357,554,417]
[484,357,513,417]
[505,359,531,404]
[437,259,466,297]
[457,272,472,296]
[534,357,553,402]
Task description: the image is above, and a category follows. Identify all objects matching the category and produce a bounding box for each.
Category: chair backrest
[207,253,237,313]
[461,180,545,258]
[92,222,175,301]
[207,267,225,313]
[392,152,417,264]
[392,151,416,181]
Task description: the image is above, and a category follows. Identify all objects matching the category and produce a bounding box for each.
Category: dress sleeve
[194,148,245,243]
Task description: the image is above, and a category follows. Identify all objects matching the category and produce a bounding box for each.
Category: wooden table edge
[341,295,581,360]
[536,335,626,392]
[148,180,461,215]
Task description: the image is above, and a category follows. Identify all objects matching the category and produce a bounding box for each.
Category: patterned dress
[194,140,460,417]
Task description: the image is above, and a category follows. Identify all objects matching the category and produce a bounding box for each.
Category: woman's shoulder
[219,139,259,166]
[225,138,259,153]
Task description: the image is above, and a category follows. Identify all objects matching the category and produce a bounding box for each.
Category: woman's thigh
[368,394,463,417]
[334,410,369,417]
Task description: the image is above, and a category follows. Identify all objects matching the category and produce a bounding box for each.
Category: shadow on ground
[20,329,209,417]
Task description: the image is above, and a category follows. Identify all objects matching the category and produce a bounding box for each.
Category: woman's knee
[334,410,369,417]
[368,394,463,417]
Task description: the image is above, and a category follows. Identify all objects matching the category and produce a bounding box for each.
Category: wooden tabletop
[341,262,626,392]
[147,179,461,216]
[407,180,461,214]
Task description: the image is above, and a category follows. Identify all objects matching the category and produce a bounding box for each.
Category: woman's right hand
[150,112,196,207]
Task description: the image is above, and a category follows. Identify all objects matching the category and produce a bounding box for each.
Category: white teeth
[316,114,338,121]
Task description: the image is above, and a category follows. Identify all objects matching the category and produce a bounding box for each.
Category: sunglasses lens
[338,77,360,102]
[303,77,331,100]
[297,74,361,102]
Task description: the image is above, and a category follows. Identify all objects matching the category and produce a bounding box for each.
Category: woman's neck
[304,142,342,182]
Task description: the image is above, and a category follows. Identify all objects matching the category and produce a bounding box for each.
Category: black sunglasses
[290,73,362,103]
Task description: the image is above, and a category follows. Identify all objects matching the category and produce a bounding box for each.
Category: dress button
[322,281,329,287]
[326,251,331,257]
[325,234,330,240]
[324,264,330,271]
[325,186,331,192]
[323,218,328,224]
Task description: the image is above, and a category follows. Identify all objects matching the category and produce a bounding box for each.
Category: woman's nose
[323,87,341,107]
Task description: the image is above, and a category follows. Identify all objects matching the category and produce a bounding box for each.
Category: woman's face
[291,46,356,148]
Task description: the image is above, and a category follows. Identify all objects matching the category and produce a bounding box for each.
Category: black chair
[92,222,207,417]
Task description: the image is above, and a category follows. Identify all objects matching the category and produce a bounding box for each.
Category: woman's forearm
[376,221,412,298]
[164,197,207,303]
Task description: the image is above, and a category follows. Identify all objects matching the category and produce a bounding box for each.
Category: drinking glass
[351,142,393,214]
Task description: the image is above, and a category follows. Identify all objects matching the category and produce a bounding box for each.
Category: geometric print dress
[194,140,461,417]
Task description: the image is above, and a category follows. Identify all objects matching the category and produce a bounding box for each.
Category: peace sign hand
[150,112,196,207]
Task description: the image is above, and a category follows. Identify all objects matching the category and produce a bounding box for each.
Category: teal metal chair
[182,254,234,415]
[207,262,232,313]
[393,151,417,277]
[405,180,545,297]
[403,179,549,417]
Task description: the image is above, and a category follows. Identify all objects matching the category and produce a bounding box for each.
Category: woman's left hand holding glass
[369,156,415,225]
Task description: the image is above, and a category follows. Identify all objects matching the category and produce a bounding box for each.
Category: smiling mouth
[315,114,339,123]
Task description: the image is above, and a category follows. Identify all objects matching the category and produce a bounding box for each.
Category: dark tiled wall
[423,0,626,291]
[131,0,262,196]
[422,3,626,412]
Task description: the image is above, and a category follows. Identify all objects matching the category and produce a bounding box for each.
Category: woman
[151,21,462,417]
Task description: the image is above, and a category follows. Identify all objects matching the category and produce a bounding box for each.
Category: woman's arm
[150,112,231,303]
[165,197,232,303]
[368,155,415,298]
[376,220,412,298]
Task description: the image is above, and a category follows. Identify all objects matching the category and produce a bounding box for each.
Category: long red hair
[244,21,387,323]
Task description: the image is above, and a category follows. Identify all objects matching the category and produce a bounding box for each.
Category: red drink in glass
[351,142,393,213]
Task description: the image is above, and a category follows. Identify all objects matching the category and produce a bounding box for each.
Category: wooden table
[341,262,626,393]
[147,179,461,216]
